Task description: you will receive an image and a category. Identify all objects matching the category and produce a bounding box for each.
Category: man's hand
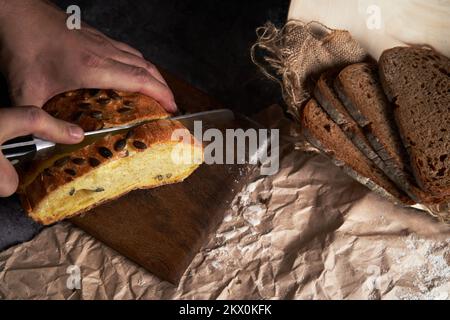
[0,0,177,112]
[0,107,84,197]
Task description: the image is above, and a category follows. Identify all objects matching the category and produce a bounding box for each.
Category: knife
[1,109,234,164]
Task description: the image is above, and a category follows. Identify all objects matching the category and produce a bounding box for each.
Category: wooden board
[71,70,257,284]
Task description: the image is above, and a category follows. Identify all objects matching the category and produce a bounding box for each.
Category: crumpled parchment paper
[0,106,449,300]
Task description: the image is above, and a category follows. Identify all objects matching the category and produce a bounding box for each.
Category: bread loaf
[19,90,203,225]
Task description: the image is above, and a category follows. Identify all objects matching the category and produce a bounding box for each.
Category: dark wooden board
[71,70,257,284]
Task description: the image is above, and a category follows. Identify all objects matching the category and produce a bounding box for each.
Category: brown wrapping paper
[0,105,449,300]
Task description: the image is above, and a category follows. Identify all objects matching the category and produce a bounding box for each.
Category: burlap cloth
[251,20,368,122]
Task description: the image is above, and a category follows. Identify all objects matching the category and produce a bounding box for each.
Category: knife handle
[1,135,36,161]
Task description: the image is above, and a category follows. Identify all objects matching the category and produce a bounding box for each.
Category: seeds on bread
[43,89,170,131]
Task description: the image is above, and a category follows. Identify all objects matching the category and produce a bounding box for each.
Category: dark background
[0,0,289,251]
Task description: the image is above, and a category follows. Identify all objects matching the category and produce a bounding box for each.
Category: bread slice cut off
[301,99,413,205]
[379,46,450,197]
[43,89,170,131]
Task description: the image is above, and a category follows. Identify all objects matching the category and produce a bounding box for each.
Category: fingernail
[170,101,178,113]
[69,125,84,140]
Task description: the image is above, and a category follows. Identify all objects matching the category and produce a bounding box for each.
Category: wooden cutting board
[71,69,258,284]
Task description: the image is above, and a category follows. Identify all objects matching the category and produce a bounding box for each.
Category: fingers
[82,58,177,112]
[83,27,144,58]
[80,30,174,110]
[111,50,168,85]
[110,40,144,58]
[0,155,18,197]
[83,31,168,86]
[82,30,169,88]
[0,106,84,144]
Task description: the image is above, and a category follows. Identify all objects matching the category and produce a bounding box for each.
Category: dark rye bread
[301,99,413,205]
[379,46,450,197]
[314,71,387,168]
[317,68,445,205]
[334,63,408,170]
[333,64,426,199]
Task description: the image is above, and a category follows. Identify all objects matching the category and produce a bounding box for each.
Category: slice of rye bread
[379,46,450,197]
[316,69,445,204]
[334,63,408,168]
[314,70,387,167]
[301,99,413,205]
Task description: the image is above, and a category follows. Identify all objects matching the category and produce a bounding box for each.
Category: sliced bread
[314,70,386,166]
[301,99,413,205]
[379,46,450,197]
[334,63,408,170]
[317,68,444,204]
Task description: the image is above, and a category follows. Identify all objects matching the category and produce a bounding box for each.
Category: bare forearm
[0,0,59,63]
[0,0,40,23]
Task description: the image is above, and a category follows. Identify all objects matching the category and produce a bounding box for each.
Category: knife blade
[1,109,234,163]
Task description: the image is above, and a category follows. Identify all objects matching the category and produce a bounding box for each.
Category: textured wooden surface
[71,70,257,283]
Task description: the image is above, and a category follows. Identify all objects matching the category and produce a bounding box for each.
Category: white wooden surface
[288,0,450,59]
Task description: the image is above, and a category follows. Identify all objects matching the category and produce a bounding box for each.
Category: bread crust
[43,89,170,131]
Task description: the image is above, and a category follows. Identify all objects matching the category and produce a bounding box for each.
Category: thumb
[0,155,19,197]
[0,106,84,197]
[0,106,84,144]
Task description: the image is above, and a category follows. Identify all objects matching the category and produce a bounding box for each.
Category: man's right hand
[0,0,177,112]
